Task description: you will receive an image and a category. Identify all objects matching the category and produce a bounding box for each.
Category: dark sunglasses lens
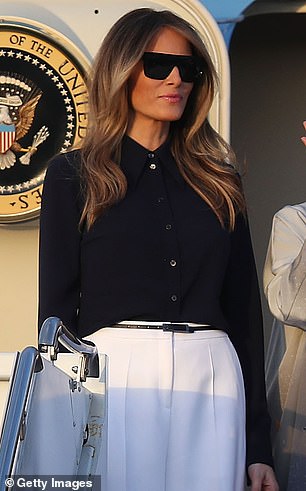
[178,60,197,83]
[143,53,199,83]
[143,58,171,80]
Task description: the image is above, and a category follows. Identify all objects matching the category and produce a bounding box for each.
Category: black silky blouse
[39,135,273,469]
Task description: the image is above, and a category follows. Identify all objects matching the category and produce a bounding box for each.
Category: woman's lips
[159,94,183,103]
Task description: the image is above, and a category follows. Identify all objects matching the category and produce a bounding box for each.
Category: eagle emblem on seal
[0,74,49,170]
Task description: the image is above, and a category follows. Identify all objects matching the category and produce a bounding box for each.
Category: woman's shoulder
[46,149,81,180]
[272,202,306,243]
[274,202,306,223]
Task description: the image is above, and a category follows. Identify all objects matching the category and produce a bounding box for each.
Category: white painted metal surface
[16,358,90,475]
[0,350,107,483]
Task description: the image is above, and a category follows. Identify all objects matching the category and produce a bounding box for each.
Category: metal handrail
[38,316,99,379]
[0,347,42,489]
[0,318,99,488]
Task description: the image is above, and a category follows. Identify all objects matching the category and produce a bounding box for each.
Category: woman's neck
[127,120,170,151]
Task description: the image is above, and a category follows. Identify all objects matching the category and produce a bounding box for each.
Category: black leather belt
[112,323,212,333]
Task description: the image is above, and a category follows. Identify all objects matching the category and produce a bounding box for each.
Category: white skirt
[86,327,246,491]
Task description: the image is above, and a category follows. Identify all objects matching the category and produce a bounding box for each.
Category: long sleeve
[221,213,273,469]
[38,151,82,335]
[263,204,306,329]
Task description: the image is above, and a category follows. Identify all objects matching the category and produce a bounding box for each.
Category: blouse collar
[120,134,185,189]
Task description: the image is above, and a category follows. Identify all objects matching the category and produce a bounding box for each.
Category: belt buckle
[162,323,194,333]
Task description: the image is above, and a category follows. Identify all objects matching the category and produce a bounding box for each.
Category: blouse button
[170,259,177,267]
[148,153,155,159]
[149,163,157,170]
[170,294,178,302]
[165,224,172,230]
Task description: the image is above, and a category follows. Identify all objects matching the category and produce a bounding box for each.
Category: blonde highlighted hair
[80,8,245,229]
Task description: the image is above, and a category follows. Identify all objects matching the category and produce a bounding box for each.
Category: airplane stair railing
[0,346,43,488]
[38,316,99,381]
[0,317,105,491]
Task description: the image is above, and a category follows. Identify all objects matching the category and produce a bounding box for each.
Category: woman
[39,8,277,491]
[264,122,306,490]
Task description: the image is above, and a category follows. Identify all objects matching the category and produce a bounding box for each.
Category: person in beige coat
[264,122,306,490]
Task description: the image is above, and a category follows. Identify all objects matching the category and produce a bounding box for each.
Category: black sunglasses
[142,52,204,83]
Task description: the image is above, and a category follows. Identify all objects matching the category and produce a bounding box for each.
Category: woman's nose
[165,66,182,85]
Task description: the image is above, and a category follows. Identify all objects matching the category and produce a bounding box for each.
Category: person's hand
[248,463,279,491]
[301,120,306,146]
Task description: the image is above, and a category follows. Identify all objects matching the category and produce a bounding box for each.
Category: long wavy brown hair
[80,8,245,230]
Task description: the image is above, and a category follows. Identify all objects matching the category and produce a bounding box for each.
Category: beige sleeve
[263,205,306,329]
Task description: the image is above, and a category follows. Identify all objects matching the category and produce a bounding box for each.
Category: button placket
[148,152,158,171]
[163,230,180,315]
[148,152,180,317]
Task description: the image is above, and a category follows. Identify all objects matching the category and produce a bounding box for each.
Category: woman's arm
[221,213,274,472]
[38,152,82,335]
[220,209,278,488]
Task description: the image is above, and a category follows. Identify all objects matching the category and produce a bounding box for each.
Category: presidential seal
[0,19,90,222]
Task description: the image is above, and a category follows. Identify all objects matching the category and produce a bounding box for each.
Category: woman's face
[129,27,194,131]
